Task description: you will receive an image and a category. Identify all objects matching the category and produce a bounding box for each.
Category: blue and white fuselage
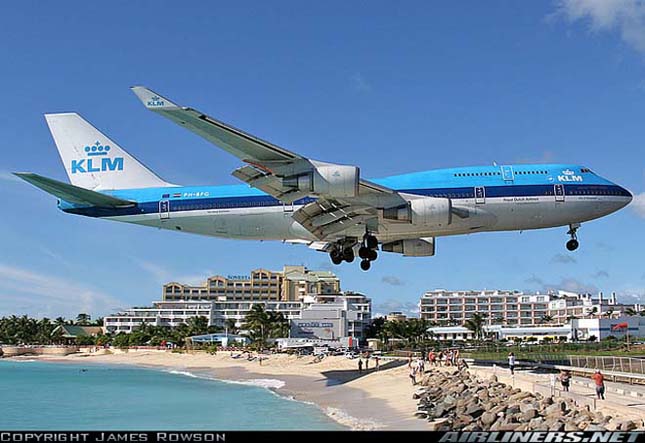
[60,163,631,243]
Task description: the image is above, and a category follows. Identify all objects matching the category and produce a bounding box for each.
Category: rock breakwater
[414,368,642,431]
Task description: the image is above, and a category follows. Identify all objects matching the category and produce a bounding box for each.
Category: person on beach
[453,349,460,366]
[508,352,516,375]
[375,356,380,371]
[445,350,452,366]
[358,358,363,373]
[409,362,417,385]
[365,356,369,371]
[417,357,425,374]
[428,350,436,366]
[437,351,444,366]
[559,370,571,392]
[592,370,605,400]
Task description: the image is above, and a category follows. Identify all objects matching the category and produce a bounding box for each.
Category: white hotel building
[104,266,372,340]
[419,289,631,327]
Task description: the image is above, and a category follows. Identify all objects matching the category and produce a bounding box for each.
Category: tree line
[0,305,290,349]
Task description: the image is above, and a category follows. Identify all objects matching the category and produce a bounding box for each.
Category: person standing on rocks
[508,352,516,375]
[559,370,571,392]
[428,350,436,366]
[592,370,605,400]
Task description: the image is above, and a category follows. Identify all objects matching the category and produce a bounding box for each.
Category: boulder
[480,412,497,427]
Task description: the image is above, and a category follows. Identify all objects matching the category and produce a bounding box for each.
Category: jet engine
[382,238,436,256]
[382,197,452,227]
[282,161,359,198]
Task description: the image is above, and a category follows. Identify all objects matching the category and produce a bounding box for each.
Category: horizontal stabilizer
[14,173,136,208]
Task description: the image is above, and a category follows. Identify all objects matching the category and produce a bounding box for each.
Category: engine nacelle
[383,197,452,227]
[382,238,436,257]
[283,162,359,198]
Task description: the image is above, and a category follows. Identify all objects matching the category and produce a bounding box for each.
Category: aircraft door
[554,184,565,202]
[283,202,294,212]
[474,186,486,204]
[159,199,170,219]
[500,165,515,182]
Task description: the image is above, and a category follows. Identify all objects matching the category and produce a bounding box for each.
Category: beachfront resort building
[419,289,636,327]
[104,266,372,340]
[162,266,340,303]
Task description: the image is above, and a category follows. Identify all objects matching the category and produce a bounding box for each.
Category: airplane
[15,87,633,271]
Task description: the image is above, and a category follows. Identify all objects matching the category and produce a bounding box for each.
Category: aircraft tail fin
[44,113,175,191]
[14,173,135,207]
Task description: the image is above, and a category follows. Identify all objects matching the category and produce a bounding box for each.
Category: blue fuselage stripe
[62,183,631,218]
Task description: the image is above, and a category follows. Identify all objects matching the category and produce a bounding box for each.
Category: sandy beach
[17,349,429,431]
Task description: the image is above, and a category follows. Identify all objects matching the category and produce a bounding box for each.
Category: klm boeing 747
[16,87,633,271]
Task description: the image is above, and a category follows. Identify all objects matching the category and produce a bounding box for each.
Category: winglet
[130,86,181,110]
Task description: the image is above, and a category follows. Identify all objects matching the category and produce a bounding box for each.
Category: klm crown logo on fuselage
[147,95,165,107]
[557,169,582,182]
[71,141,124,174]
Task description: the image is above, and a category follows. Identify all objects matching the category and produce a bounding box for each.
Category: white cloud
[592,270,610,278]
[381,276,405,286]
[373,299,420,318]
[556,0,645,53]
[132,258,211,286]
[525,274,599,294]
[352,73,372,93]
[0,264,126,318]
[632,192,645,218]
[551,253,578,264]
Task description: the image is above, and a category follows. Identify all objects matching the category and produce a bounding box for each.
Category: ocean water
[0,360,343,430]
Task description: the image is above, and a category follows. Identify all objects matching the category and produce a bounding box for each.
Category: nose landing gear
[566,223,580,251]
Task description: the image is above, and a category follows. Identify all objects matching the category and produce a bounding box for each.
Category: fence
[567,355,645,375]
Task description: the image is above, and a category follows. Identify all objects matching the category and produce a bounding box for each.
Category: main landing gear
[358,234,378,271]
[328,233,379,271]
[566,223,580,251]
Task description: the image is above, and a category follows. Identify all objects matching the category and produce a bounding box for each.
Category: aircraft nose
[617,185,633,209]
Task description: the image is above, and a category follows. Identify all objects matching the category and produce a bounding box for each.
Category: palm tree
[464,313,486,342]
[186,316,209,337]
[54,317,67,327]
[76,313,91,325]
[624,308,637,316]
[267,311,289,338]
[224,318,239,335]
[243,304,271,348]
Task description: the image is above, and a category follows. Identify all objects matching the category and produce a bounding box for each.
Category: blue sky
[1,1,644,319]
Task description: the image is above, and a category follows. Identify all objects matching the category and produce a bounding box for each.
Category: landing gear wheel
[566,223,580,252]
[330,250,343,265]
[365,235,378,250]
[360,259,371,271]
[343,248,355,263]
[566,239,579,251]
[358,246,370,259]
[367,249,378,261]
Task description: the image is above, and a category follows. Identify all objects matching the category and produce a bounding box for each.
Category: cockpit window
[580,168,593,173]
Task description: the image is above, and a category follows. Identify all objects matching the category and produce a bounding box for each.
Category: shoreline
[5,350,429,431]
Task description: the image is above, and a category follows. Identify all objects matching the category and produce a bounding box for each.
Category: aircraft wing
[131,86,407,240]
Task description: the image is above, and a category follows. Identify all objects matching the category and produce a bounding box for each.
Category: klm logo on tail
[147,96,165,107]
[71,141,124,174]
